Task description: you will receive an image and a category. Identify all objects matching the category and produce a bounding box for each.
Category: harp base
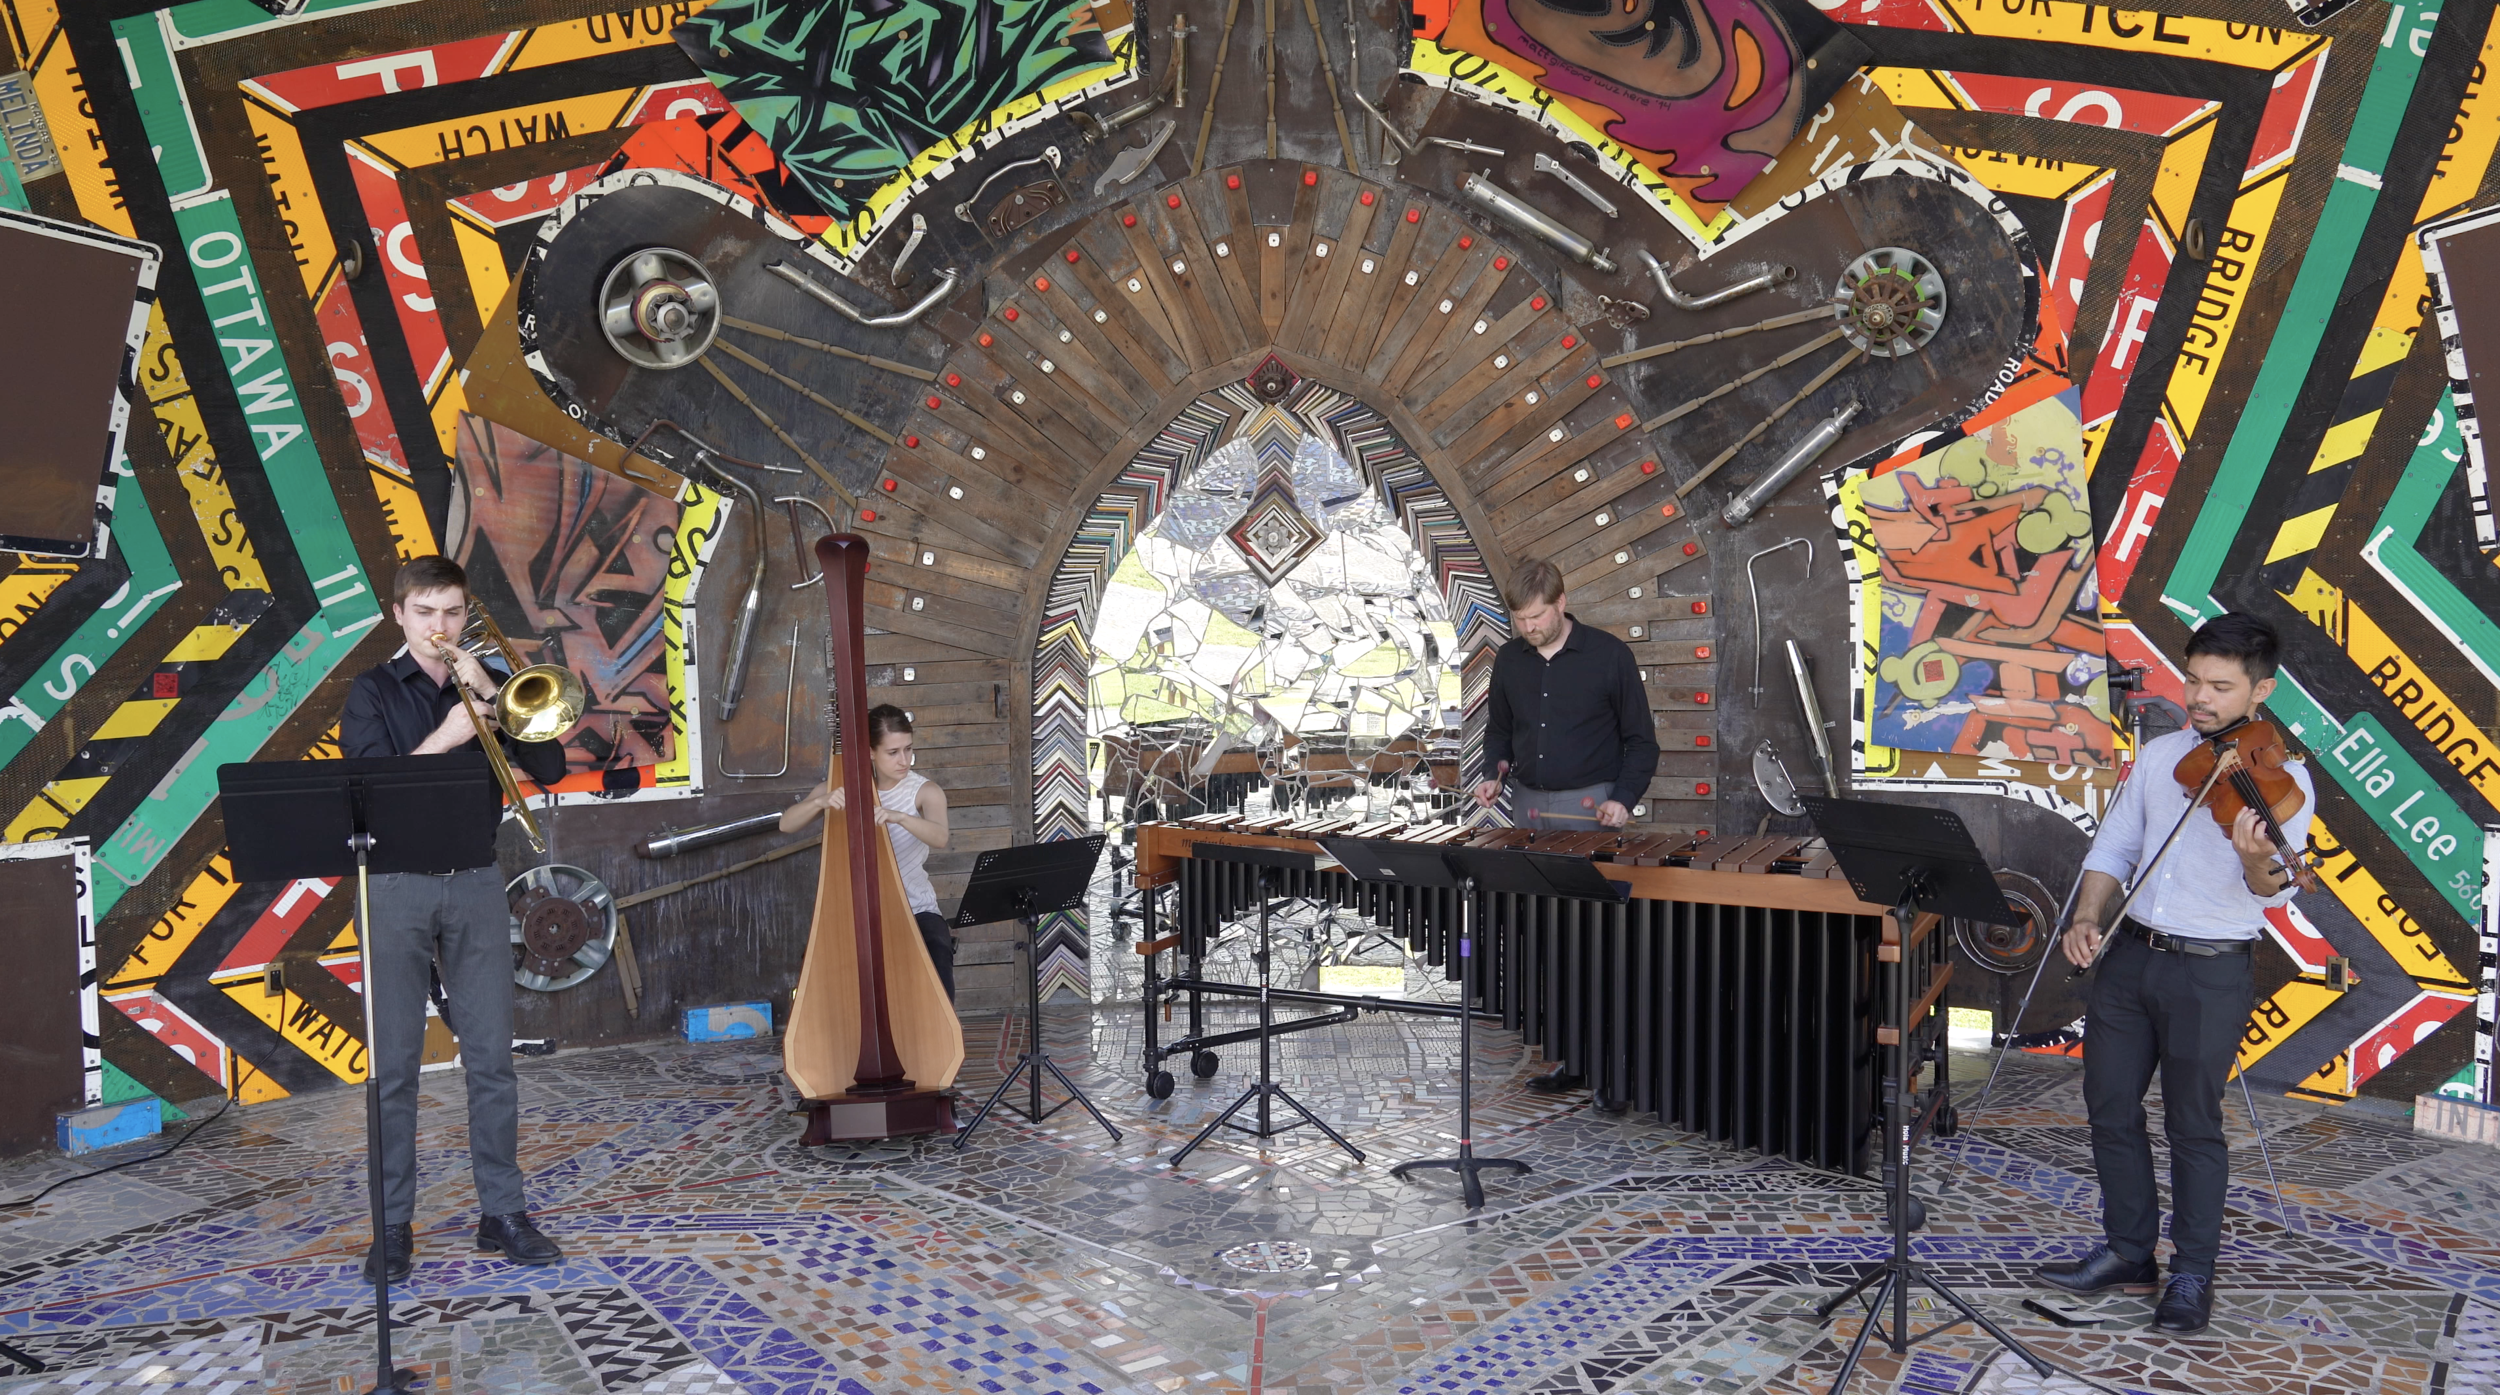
[799,1090,958,1144]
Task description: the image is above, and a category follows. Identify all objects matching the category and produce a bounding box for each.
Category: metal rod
[1675,344,1864,497]
[1744,539,1811,702]
[768,260,958,327]
[1786,638,1839,795]
[1637,247,1793,311]
[694,355,837,492]
[635,809,788,858]
[688,448,768,724]
[1644,325,1846,432]
[779,495,839,589]
[1262,0,1278,159]
[1351,80,1416,161]
[720,314,937,381]
[2235,1065,2288,1218]
[1190,0,1247,174]
[710,336,897,457]
[719,625,799,778]
[890,213,926,286]
[1722,398,1863,526]
[950,149,1063,225]
[1458,173,1616,273]
[1600,306,1831,368]
[1533,152,1616,218]
[1297,0,1359,171]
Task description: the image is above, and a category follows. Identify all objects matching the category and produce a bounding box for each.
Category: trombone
[430,604,588,853]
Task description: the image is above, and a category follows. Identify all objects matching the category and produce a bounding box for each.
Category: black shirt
[1479,616,1660,808]
[340,651,569,790]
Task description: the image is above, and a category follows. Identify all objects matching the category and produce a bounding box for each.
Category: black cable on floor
[0,1093,236,1212]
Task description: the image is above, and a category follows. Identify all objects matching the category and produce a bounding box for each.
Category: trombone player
[339,556,569,1285]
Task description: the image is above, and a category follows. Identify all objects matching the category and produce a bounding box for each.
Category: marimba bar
[1132,817,1938,1175]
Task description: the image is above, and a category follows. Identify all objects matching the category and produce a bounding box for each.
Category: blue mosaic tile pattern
[3,1023,2497,1395]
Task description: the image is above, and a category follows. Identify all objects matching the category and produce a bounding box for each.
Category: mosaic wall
[0,0,2495,1136]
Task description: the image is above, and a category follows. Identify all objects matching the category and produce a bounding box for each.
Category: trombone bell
[497,663,586,743]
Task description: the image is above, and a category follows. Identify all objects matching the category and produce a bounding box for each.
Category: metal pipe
[1786,638,1839,795]
[1458,173,1616,274]
[1533,152,1616,218]
[769,261,958,328]
[779,495,839,589]
[1723,398,1863,527]
[1350,82,1416,161]
[1744,538,1811,702]
[719,625,799,779]
[1637,247,1793,311]
[692,450,768,723]
[890,213,926,286]
[633,809,788,859]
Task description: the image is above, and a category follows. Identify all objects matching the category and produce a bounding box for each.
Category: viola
[2170,717,2319,894]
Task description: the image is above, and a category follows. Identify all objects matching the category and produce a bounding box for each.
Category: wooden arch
[844,160,1724,928]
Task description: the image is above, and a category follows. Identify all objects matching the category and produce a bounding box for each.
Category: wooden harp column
[786,533,962,1143]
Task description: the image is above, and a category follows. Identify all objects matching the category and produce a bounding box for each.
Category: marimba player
[1468,557,1660,1107]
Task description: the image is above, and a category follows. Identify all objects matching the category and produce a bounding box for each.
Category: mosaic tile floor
[5,989,2498,1395]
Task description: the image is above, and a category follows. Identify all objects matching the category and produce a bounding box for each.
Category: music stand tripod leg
[1172,868,1364,1166]
[956,907,1120,1150]
[1389,877,1523,1207]
[348,795,417,1393]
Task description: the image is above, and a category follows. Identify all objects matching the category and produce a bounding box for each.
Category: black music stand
[1170,841,1366,1167]
[952,835,1122,1150]
[1800,796,2057,1394]
[219,754,499,1395]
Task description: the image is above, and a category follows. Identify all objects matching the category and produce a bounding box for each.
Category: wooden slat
[1133,195,1236,367]
[1161,186,1254,358]
[1281,179,1378,360]
[888,434,1062,532]
[1271,174,1336,353]
[1564,521,1709,595]
[1067,225,1189,374]
[868,657,1018,687]
[1038,252,1177,398]
[973,326,1125,454]
[992,287,1146,423]
[1188,174,1266,347]
[1380,244,1500,393]
[1354,208,1449,365]
[877,457,1054,566]
[864,579,1023,641]
[864,625,1010,663]
[1487,438,1647,535]
[1220,169,1266,327]
[1460,361,1614,502]
[1113,198,1213,369]
[1368,235,1489,387]
[852,508,1037,574]
[1403,265,1541,405]
[1417,310,1574,435]
[927,358,1090,487]
[1320,194,1423,367]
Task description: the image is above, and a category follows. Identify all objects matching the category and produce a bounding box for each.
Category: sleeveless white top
[878,770,940,916]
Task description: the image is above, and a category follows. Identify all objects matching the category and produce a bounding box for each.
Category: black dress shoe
[1525,1070,1585,1094]
[2035,1243,2158,1295]
[475,1212,564,1266]
[2152,1272,2213,1334]
[1591,1095,1630,1115]
[362,1222,412,1286]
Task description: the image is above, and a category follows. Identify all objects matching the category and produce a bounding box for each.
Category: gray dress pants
[366,868,525,1223]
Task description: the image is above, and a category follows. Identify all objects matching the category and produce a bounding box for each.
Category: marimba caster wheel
[1145,1070,1176,1100]
[1191,1050,1221,1079]
[1935,1101,1960,1137]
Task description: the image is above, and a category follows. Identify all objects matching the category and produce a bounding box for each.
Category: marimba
[1132,817,1952,1175]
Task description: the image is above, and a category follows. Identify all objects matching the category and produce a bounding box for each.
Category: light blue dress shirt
[2079,726,2314,940]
